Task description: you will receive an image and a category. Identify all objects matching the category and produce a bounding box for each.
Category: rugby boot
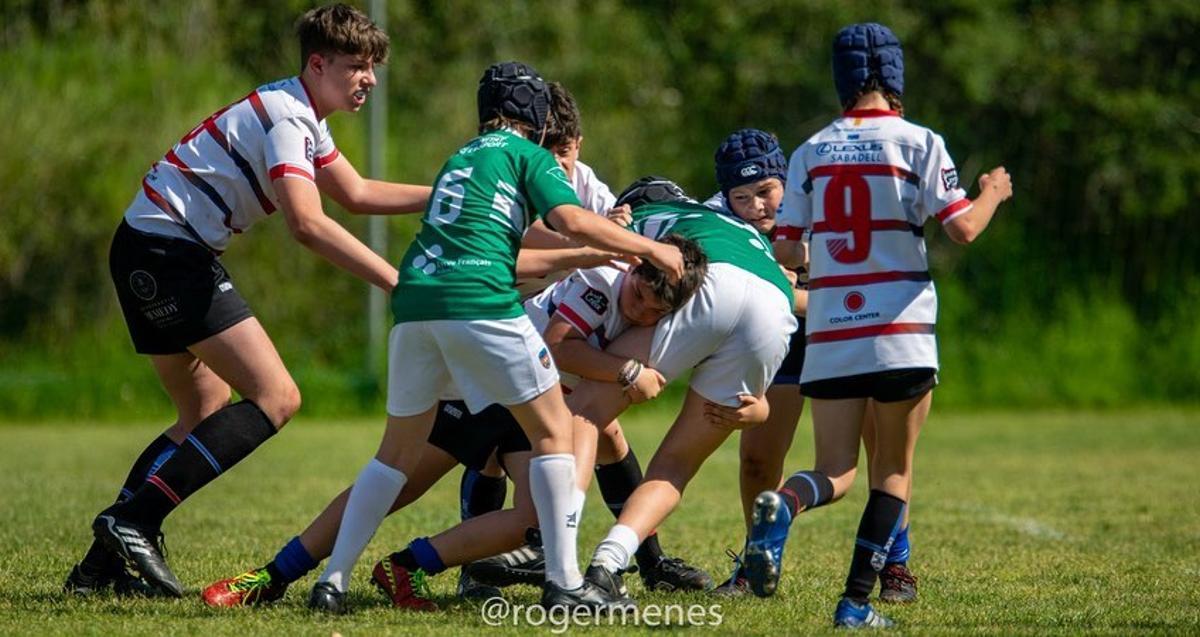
[711,548,751,597]
[584,563,637,603]
[456,567,502,600]
[92,513,183,598]
[464,527,544,587]
[641,555,714,592]
[202,567,288,607]
[878,563,918,603]
[307,581,348,614]
[370,555,438,611]
[834,596,894,629]
[541,577,631,612]
[744,491,793,598]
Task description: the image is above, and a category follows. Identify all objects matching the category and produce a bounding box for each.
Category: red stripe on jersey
[808,163,919,185]
[202,119,277,215]
[935,198,972,222]
[146,475,182,505]
[269,164,314,182]
[842,109,901,119]
[808,322,934,344]
[812,219,917,234]
[555,304,594,337]
[248,91,274,132]
[315,149,340,169]
[774,226,806,241]
[808,270,931,290]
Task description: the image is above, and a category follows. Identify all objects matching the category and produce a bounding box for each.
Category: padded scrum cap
[714,128,788,198]
[477,61,551,133]
[615,176,693,210]
[832,23,904,106]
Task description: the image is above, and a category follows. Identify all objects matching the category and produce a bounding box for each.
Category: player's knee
[260,380,302,428]
[739,453,777,486]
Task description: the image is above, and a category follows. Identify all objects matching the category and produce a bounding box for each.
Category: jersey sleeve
[313,120,340,170]
[775,147,811,241]
[264,117,318,182]
[574,161,617,213]
[920,132,972,224]
[524,149,583,220]
[552,267,620,338]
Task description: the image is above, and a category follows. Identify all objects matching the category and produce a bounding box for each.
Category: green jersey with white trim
[631,201,794,305]
[392,129,581,323]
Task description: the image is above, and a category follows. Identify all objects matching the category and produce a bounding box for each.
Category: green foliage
[1,1,1197,416]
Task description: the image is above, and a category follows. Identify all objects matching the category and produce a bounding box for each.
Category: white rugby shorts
[386,316,560,416]
[649,263,798,406]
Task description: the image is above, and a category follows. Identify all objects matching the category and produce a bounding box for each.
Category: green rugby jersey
[392,129,581,322]
[631,201,794,305]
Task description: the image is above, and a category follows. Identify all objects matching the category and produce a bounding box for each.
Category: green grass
[1,408,1198,635]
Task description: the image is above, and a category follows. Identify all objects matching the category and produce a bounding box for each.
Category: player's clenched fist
[624,365,667,404]
[605,203,633,227]
[979,166,1013,202]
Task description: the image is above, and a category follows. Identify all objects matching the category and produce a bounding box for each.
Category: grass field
[1,407,1198,635]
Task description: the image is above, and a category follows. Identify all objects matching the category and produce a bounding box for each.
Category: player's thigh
[740,383,803,465]
[506,383,572,455]
[187,317,298,426]
[149,352,231,435]
[869,390,931,475]
[643,390,735,490]
[810,397,870,482]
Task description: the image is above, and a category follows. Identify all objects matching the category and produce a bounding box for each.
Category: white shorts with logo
[386,316,560,416]
[649,263,798,406]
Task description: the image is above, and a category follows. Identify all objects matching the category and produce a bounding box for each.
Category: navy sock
[112,400,275,527]
[265,536,318,585]
[595,448,664,570]
[460,468,507,521]
[887,525,910,565]
[843,490,906,602]
[408,537,446,575]
[779,470,835,517]
[81,434,178,572]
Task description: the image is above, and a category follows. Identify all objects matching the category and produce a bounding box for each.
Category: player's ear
[307,52,327,76]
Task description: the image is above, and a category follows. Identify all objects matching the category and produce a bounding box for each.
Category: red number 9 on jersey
[823,173,871,264]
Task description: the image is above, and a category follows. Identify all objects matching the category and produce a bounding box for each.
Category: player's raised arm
[942,166,1013,244]
[275,175,398,291]
[545,204,684,281]
[515,246,617,279]
[314,154,431,214]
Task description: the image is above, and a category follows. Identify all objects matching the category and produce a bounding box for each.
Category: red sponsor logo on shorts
[843,291,865,313]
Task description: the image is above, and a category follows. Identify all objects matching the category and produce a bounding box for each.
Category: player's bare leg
[739,384,804,528]
[93,319,301,597]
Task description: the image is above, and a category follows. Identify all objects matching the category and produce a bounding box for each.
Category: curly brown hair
[295,3,389,73]
[631,234,708,312]
[543,82,582,150]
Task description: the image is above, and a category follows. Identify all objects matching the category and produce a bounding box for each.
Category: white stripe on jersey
[124,77,338,252]
[776,110,970,382]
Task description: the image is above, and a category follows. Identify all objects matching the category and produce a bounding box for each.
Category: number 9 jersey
[775,109,971,384]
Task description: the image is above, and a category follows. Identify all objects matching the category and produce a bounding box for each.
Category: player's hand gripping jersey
[124,77,338,253]
[776,109,971,383]
[631,200,797,403]
[392,129,581,323]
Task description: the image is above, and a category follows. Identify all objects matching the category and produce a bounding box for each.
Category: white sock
[318,458,407,592]
[529,453,583,589]
[572,488,586,526]
[590,524,640,573]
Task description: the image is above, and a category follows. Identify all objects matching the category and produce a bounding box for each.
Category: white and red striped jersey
[776,109,971,382]
[123,77,338,253]
[524,264,630,351]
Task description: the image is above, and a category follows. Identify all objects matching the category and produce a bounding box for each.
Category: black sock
[595,448,664,570]
[460,468,507,521]
[111,401,275,527]
[843,490,906,602]
[389,548,420,571]
[779,470,835,517]
[81,434,178,573]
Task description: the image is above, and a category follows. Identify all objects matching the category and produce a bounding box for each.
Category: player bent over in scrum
[301,61,683,614]
[74,4,431,598]
[743,23,1012,628]
[562,178,798,603]
[201,239,706,609]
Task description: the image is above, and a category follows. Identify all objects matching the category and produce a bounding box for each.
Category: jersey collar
[842,108,900,118]
[297,76,323,121]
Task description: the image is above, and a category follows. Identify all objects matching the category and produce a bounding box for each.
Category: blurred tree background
[1,0,1197,419]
